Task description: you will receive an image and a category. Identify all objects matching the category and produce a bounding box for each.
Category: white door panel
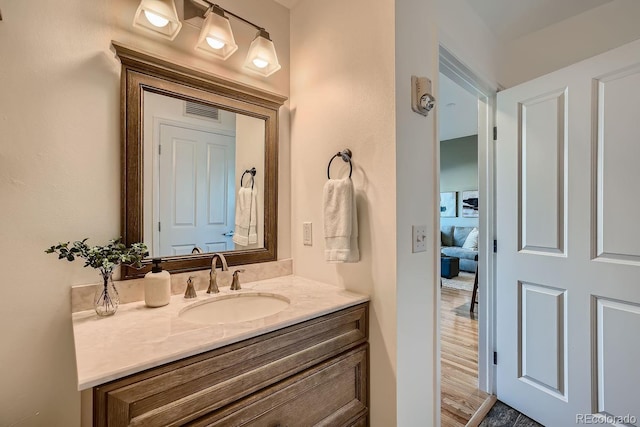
[172,139,197,227]
[596,65,640,262]
[158,124,235,255]
[519,88,567,255]
[497,39,640,425]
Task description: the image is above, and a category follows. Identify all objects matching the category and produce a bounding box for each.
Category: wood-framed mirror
[112,42,287,279]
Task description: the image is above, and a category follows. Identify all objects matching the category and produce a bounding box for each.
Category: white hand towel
[323,178,359,263]
[233,187,258,246]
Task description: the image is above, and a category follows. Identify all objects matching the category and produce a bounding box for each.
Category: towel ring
[241,167,256,189]
[327,149,353,179]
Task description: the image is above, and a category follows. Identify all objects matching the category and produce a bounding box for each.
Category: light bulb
[206,37,226,50]
[252,58,269,69]
[144,10,169,28]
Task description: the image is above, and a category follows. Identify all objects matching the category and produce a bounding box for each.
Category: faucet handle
[184,276,197,299]
[231,269,245,291]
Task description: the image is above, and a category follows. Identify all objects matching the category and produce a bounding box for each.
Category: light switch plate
[412,225,427,253]
[303,222,313,246]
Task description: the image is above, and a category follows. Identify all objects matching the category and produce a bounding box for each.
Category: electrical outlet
[303,222,313,246]
[412,225,427,253]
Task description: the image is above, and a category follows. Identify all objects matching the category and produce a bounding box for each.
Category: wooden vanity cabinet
[94,303,369,426]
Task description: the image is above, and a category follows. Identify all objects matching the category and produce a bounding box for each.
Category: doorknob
[222,231,235,237]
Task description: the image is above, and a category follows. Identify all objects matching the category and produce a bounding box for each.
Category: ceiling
[273,0,300,9]
[274,0,613,28]
[274,0,613,40]
[273,0,614,141]
[438,73,478,141]
[464,0,614,41]
[439,0,615,141]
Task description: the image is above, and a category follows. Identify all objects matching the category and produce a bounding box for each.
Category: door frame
[438,45,498,395]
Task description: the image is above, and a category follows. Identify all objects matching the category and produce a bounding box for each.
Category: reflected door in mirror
[158,124,235,255]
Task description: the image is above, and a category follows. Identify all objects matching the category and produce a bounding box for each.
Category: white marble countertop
[71,275,369,390]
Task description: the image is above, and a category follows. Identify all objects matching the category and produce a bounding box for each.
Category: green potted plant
[46,238,148,316]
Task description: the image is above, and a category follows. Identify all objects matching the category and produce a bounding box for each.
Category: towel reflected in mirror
[233,186,258,246]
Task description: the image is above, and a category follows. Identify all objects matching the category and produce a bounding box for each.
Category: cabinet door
[190,344,369,427]
[94,304,368,427]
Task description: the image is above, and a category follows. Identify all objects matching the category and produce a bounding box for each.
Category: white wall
[395,1,499,424]
[500,0,640,87]
[290,0,397,425]
[0,1,289,425]
[395,0,439,423]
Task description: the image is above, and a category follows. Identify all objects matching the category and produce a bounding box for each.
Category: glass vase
[94,271,120,317]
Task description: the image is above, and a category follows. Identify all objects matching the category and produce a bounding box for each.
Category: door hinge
[493,239,497,253]
[158,222,161,232]
[158,145,162,155]
[493,126,497,141]
[494,351,498,365]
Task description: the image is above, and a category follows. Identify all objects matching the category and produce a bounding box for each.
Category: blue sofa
[440,225,478,272]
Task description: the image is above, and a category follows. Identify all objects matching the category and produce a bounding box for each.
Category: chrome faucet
[207,253,228,294]
[230,269,245,291]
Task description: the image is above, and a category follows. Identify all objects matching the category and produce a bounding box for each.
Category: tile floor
[480,401,544,427]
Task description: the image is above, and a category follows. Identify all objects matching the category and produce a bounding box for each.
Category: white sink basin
[179,293,290,325]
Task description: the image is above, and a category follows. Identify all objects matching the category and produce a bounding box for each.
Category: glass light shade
[133,0,182,41]
[195,8,238,60]
[243,30,281,77]
[144,10,169,28]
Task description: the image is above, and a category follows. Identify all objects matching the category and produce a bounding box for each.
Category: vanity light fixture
[133,0,182,40]
[132,0,281,77]
[194,5,238,59]
[190,0,281,77]
[243,29,281,77]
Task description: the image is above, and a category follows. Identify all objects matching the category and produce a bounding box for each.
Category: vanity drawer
[189,344,369,427]
[94,303,368,427]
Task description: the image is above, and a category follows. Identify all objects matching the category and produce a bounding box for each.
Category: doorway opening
[438,45,496,426]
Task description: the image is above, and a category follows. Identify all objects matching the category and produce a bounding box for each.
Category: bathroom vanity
[71,276,369,426]
[70,43,373,425]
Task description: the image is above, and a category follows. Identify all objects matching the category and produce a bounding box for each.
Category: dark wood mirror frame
[112,42,287,279]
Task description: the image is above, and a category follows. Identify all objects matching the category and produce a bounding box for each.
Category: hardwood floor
[441,286,489,427]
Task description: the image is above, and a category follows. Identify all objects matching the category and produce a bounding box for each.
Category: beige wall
[290,0,397,425]
[0,0,289,425]
[500,0,640,87]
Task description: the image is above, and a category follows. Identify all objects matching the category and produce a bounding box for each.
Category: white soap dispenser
[144,258,171,307]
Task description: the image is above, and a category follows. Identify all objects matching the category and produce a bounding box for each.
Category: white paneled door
[496,39,640,426]
[158,124,236,256]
